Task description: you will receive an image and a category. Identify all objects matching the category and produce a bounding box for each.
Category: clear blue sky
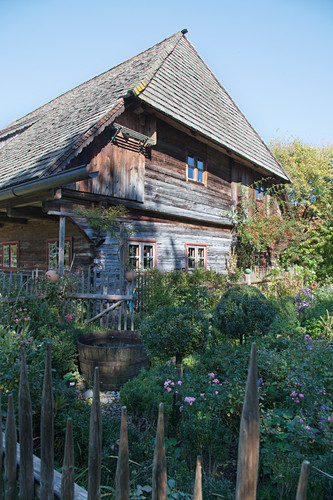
[1,0,332,146]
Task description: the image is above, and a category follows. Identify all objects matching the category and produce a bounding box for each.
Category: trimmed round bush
[213,285,276,343]
[140,305,209,365]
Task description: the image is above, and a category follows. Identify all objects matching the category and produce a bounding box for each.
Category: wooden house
[0,30,289,276]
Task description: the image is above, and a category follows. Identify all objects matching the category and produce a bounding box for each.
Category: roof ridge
[130,31,185,97]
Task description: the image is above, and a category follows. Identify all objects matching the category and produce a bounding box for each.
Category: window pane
[197,160,204,171]
[197,169,204,183]
[129,244,140,269]
[48,242,58,270]
[187,247,195,269]
[143,245,153,269]
[3,245,9,267]
[187,166,195,180]
[10,244,18,268]
[64,241,70,269]
[187,156,195,167]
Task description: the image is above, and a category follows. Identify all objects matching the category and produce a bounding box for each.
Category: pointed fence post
[61,418,75,500]
[0,391,3,500]
[4,394,17,500]
[152,403,167,500]
[40,342,54,499]
[115,406,130,500]
[18,347,34,500]
[87,367,102,500]
[235,343,259,500]
[193,456,202,500]
[296,461,311,500]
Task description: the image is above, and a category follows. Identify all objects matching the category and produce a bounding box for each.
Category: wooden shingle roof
[0,31,289,188]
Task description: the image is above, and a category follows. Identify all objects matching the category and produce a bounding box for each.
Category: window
[187,155,206,185]
[47,238,72,270]
[128,240,157,270]
[185,244,207,270]
[255,183,265,202]
[2,242,19,269]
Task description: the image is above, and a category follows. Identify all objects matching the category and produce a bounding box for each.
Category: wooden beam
[58,215,66,276]
[7,206,48,220]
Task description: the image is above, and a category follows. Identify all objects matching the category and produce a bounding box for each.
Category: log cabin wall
[60,108,281,274]
[0,219,92,272]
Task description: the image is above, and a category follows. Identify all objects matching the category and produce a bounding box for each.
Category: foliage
[136,268,227,320]
[271,138,333,279]
[73,204,128,237]
[140,305,209,365]
[213,285,276,343]
[234,184,302,256]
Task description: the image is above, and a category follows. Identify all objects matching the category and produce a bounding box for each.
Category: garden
[0,265,333,499]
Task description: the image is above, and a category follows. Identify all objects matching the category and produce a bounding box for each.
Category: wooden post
[296,461,311,500]
[119,222,125,295]
[58,215,66,276]
[87,367,102,500]
[115,407,130,500]
[235,343,259,500]
[19,348,34,499]
[40,342,54,499]
[152,403,167,500]
[4,394,17,500]
[61,418,75,500]
[193,456,202,500]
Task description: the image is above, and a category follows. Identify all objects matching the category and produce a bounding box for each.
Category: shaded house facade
[0,30,289,275]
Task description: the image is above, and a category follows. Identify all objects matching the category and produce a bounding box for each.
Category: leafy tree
[270,138,333,278]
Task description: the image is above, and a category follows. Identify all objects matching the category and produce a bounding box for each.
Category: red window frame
[185,243,208,270]
[2,241,19,270]
[126,239,157,270]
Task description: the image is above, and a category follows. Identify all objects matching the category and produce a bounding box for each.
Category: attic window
[187,155,206,185]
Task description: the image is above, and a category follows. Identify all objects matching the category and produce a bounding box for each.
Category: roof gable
[0,31,289,188]
[138,36,288,180]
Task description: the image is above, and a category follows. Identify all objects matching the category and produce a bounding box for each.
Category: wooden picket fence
[0,268,136,331]
[0,343,311,499]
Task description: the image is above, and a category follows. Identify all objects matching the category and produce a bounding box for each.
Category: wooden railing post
[235,343,259,500]
[61,418,75,500]
[87,367,102,500]
[4,394,17,500]
[40,342,54,499]
[152,403,167,500]
[296,461,311,500]
[19,347,34,499]
[193,456,202,500]
[115,406,130,500]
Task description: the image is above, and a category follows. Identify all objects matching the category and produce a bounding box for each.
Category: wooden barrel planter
[77,330,149,391]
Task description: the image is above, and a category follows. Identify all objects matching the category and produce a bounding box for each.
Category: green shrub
[213,285,276,343]
[140,305,209,365]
